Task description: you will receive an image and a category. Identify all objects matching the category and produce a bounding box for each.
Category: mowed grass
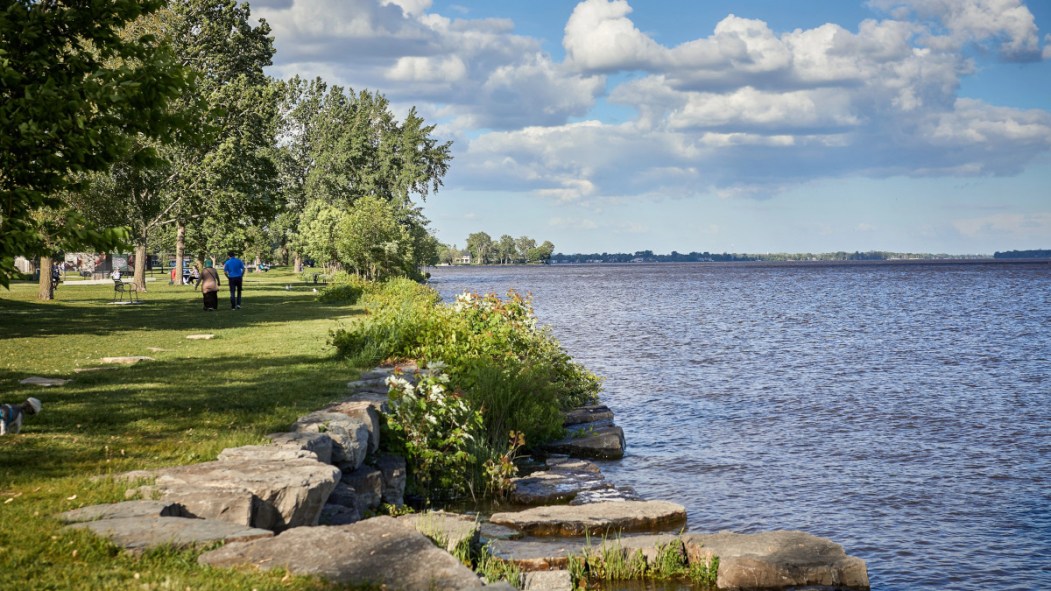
[0,269,371,590]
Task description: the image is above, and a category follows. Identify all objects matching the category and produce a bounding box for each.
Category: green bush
[330,281,603,501]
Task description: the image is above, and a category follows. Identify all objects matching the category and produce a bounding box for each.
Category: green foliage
[567,537,718,589]
[331,281,601,502]
[0,0,189,287]
[474,543,523,588]
[316,282,364,304]
[384,367,484,501]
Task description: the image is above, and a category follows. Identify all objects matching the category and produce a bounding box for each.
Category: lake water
[427,262,1051,591]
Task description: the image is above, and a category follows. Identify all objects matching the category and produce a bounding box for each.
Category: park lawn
[0,269,372,590]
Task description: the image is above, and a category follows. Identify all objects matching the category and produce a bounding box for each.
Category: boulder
[489,501,686,537]
[324,400,381,453]
[266,431,334,465]
[129,457,340,532]
[399,510,479,555]
[376,453,407,507]
[291,411,369,470]
[344,391,389,413]
[341,466,383,515]
[59,501,272,553]
[199,516,485,590]
[545,425,625,460]
[681,530,870,590]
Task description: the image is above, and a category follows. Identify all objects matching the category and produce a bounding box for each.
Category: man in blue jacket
[223,251,246,309]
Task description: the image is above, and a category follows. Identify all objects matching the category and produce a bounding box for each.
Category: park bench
[113,278,139,303]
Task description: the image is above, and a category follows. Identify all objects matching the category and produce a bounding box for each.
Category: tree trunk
[37,256,54,301]
[294,252,303,273]
[175,222,186,286]
[133,241,148,292]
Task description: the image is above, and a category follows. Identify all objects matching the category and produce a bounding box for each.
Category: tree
[466,232,494,265]
[515,236,536,264]
[498,235,516,265]
[74,0,278,291]
[0,0,188,288]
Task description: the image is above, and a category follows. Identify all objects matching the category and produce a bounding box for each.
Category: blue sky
[255,0,1051,255]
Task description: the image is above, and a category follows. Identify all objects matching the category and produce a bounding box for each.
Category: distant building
[458,254,472,265]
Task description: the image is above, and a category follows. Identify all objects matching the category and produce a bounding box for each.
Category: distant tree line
[551,250,995,264]
[441,232,554,265]
[994,250,1051,259]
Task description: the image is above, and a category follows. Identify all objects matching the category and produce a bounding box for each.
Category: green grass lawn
[0,269,370,590]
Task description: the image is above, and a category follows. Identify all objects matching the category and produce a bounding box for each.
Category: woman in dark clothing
[199,259,221,311]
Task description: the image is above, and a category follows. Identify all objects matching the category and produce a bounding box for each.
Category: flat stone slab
[524,569,573,591]
[682,530,870,590]
[199,516,484,589]
[266,431,334,464]
[100,356,154,365]
[486,538,586,570]
[19,376,70,387]
[490,501,686,537]
[510,458,610,505]
[73,367,119,373]
[59,500,272,552]
[545,425,625,460]
[563,405,615,427]
[185,334,214,340]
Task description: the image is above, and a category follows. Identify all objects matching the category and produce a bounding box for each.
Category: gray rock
[129,458,340,532]
[325,481,358,509]
[57,500,186,524]
[324,400,380,453]
[66,514,272,553]
[545,425,625,460]
[570,485,641,505]
[318,503,360,526]
[100,356,154,365]
[266,431,334,465]
[510,461,610,505]
[199,516,485,590]
[185,334,214,340]
[19,376,70,387]
[217,445,318,463]
[291,411,369,470]
[490,501,687,537]
[376,453,407,507]
[341,466,383,515]
[523,570,573,591]
[346,378,389,394]
[344,391,389,413]
[399,510,479,555]
[681,530,870,590]
[479,522,523,542]
[562,405,614,427]
[485,537,586,570]
[608,534,683,565]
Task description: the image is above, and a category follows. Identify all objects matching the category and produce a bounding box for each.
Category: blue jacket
[224,257,246,278]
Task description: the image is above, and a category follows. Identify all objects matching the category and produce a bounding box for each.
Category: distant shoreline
[435,258,1051,269]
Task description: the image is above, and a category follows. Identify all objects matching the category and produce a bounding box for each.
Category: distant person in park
[111,267,121,281]
[223,251,245,309]
[199,259,221,311]
[189,265,200,287]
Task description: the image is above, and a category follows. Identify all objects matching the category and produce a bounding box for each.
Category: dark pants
[229,276,243,308]
[203,291,218,310]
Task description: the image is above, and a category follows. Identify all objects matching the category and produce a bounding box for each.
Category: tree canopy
[0,0,189,287]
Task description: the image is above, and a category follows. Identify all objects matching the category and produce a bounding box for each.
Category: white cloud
[259,0,1051,203]
[868,0,1042,60]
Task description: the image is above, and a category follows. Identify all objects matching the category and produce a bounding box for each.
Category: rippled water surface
[428,262,1051,591]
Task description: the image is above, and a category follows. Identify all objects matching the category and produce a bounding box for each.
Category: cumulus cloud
[257,0,1051,202]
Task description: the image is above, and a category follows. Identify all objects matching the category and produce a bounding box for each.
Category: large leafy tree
[277,80,452,273]
[0,0,188,288]
[466,232,493,265]
[75,0,277,291]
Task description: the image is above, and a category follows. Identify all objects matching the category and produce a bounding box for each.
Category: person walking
[223,251,246,309]
[199,259,221,311]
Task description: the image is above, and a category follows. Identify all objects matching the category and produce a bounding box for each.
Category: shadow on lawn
[0,351,360,481]
[0,285,363,339]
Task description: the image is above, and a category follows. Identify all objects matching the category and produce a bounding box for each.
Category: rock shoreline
[60,363,869,590]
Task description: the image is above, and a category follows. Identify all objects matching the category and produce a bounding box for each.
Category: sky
[253,0,1051,255]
